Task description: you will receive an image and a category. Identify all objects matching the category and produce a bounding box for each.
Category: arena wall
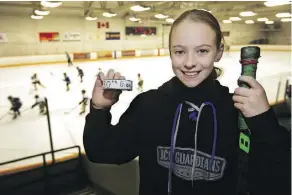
[0,15,291,57]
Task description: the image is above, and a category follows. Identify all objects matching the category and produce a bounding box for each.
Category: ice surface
[0,51,290,169]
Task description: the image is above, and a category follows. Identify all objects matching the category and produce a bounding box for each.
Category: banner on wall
[73,53,90,60]
[63,32,81,41]
[39,32,60,42]
[105,32,120,40]
[121,50,135,57]
[125,27,156,35]
[97,51,112,58]
[0,33,8,42]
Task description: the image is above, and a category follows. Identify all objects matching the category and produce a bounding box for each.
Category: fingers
[105,69,123,80]
[238,76,262,90]
[114,72,121,79]
[106,69,115,79]
[95,72,105,87]
[234,102,243,111]
[97,71,105,81]
[232,95,247,104]
[96,69,125,90]
[234,87,253,97]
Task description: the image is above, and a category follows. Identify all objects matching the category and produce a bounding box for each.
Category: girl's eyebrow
[173,44,212,48]
[173,45,183,47]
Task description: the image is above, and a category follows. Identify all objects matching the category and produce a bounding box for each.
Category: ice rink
[0,51,290,170]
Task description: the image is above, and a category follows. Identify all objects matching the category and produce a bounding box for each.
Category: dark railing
[0,145,86,195]
[0,145,81,168]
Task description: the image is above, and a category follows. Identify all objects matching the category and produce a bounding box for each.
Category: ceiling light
[240,11,257,17]
[229,17,241,21]
[245,20,254,24]
[31,15,43,20]
[102,12,117,18]
[257,17,269,22]
[85,16,97,21]
[166,18,174,23]
[130,5,150,12]
[275,12,291,17]
[265,21,274,24]
[200,9,212,13]
[281,18,292,22]
[34,9,50,16]
[264,1,291,7]
[155,14,169,19]
[223,20,232,24]
[41,1,62,8]
[129,17,141,22]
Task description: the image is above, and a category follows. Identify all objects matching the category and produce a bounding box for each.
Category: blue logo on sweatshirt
[188,111,197,121]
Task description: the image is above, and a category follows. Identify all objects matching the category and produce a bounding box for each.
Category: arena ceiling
[0,1,291,24]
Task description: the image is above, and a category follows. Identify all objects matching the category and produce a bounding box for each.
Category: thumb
[95,74,105,88]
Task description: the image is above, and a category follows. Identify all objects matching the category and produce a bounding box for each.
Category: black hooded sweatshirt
[83,76,291,195]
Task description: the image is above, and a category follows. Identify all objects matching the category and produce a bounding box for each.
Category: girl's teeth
[185,72,198,76]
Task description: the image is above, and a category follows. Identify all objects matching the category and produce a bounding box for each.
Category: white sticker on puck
[103,79,133,91]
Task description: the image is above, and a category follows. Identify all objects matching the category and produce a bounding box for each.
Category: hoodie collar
[158,75,218,100]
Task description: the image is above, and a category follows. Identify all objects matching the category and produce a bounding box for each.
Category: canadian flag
[97,22,109,29]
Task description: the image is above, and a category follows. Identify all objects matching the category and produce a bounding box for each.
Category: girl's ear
[215,44,224,62]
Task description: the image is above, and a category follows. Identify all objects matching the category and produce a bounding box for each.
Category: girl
[83,9,290,195]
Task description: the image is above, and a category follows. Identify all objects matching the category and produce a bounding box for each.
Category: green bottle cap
[241,46,261,60]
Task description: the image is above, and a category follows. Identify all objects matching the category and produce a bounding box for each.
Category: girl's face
[170,20,223,88]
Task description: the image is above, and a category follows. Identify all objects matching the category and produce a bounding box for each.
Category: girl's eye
[197,49,209,54]
[174,50,184,54]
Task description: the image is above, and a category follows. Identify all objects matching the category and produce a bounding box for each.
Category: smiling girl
[83,9,290,195]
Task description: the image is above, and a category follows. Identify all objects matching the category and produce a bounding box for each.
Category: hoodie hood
[156,76,231,195]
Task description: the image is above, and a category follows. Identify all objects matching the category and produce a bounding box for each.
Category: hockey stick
[0,111,10,121]
[236,46,260,195]
[64,105,79,114]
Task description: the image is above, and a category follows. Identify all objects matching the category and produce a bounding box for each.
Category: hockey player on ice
[76,66,84,83]
[63,72,71,91]
[137,73,144,92]
[66,52,73,67]
[7,96,22,119]
[31,73,45,91]
[31,95,47,115]
[79,89,88,115]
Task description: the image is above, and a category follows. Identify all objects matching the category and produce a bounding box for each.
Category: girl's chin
[182,79,203,88]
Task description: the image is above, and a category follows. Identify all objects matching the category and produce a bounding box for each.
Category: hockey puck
[103,79,133,91]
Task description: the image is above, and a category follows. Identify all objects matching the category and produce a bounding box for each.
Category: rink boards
[0,45,291,68]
